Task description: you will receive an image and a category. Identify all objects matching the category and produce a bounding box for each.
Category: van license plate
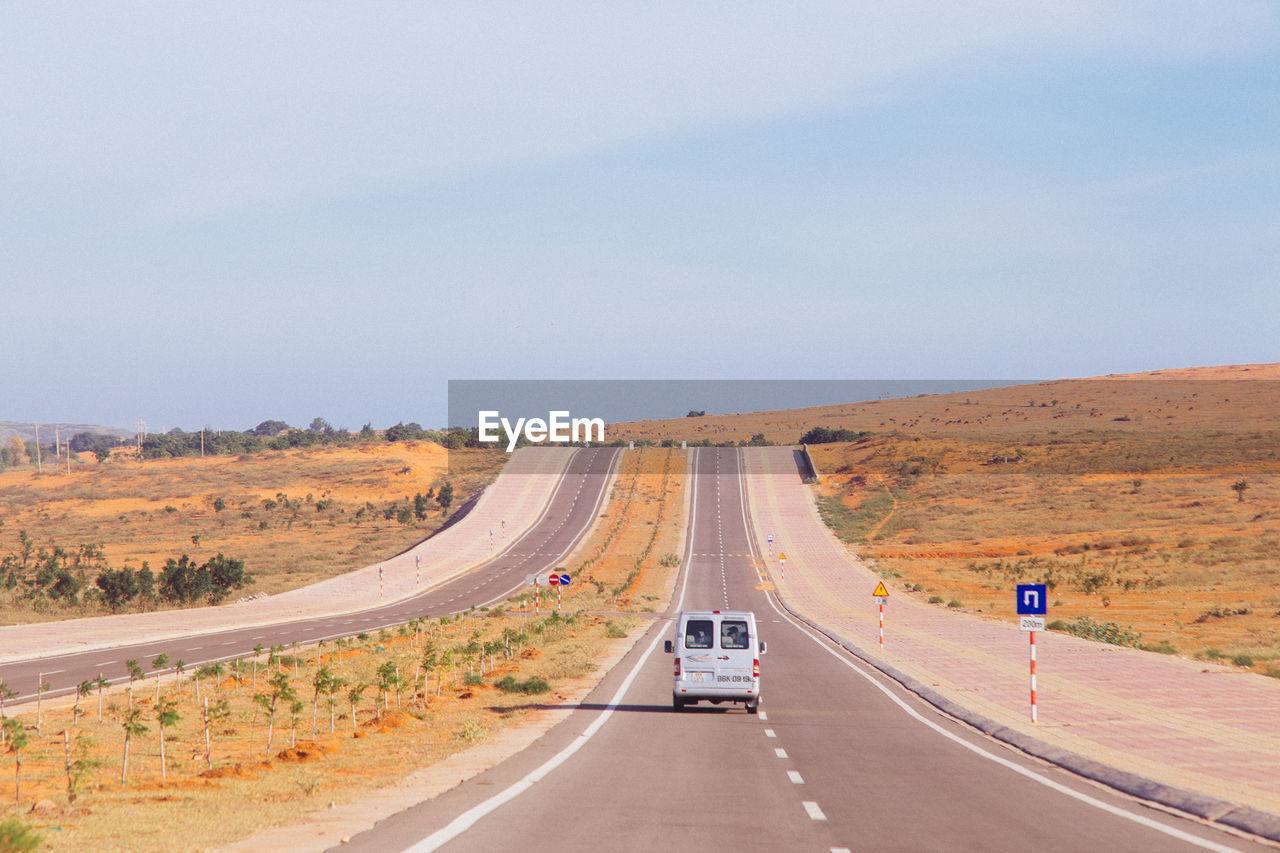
[688,672,710,682]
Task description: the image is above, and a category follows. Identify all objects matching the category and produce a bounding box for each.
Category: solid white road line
[762,592,1246,852]
[402,627,670,853]
[803,801,827,821]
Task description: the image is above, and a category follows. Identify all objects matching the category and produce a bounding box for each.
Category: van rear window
[684,620,714,649]
[720,620,749,649]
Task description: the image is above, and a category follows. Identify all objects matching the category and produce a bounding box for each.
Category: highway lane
[0,446,621,706]
[340,447,1265,853]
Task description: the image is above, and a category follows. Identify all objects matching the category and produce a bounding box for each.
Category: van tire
[672,697,685,712]
[745,699,759,714]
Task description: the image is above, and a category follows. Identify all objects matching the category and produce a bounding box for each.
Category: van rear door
[681,616,716,687]
[714,616,755,689]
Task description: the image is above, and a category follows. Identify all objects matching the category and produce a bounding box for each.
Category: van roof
[678,610,755,619]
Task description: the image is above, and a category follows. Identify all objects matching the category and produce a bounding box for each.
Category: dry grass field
[609,366,1280,676]
[0,447,688,851]
[0,442,504,624]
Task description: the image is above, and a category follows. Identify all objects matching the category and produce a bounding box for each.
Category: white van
[664,610,766,713]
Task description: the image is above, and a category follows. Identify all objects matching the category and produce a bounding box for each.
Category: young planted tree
[154,697,179,778]
[326,675,346,733]
[0,681,16,747]
[253,671,296,755]
[74,680,94,725]
[151,654,169,703]
[63,730,101,804]
[311,666,335,739]
[35,675,49,733]
[120,706,148,784]
[442,648,457,691]
[420,642,439,700]
[3,718,29,806]
[95,674,109,721]
[347,682,368,732]
[126,659,144,708]
[376,661,399,717]
[289,699,304,748]
[1232,478,1249,502]
[174,660,186,698]
[203,698,231,770]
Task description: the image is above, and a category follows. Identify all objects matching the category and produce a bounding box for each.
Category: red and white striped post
[1030,630,1038,723]
[557,583,562,612]
[534,577,541,615]
[415,555,421,586]
[779,553,786,582]
[379,565,384,598]
[872,581,889,649]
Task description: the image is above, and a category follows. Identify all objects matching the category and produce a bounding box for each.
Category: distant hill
[607,363,1280,445]
[0,421,134,443]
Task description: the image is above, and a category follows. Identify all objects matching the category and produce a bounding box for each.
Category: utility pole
[135,420,146,461]
[34,424,42,473]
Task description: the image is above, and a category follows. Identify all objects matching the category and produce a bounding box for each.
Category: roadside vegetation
[0,440,504,624]
[0,446,687,850]
[805,392,1280,676]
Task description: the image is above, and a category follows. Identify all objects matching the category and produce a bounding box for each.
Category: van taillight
[674,658,681,678]
[753,659,759,678]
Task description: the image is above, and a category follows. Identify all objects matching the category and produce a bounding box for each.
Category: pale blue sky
[3,3,1277,431]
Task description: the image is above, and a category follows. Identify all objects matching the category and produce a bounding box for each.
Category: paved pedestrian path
[743,446,1280,840]
[0,447,574,664]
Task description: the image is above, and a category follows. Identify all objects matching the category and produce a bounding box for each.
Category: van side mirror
[664,640,673,654]
[759,641,767,655]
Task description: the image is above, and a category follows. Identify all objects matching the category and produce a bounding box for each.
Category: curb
[770,587,1280,845]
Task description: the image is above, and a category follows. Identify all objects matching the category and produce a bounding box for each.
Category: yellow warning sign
[779,553,787,561]
[872,581,890,598]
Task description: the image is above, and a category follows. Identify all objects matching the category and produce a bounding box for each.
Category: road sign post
[1016,585,1048,723]
[778,552,786,581]
[873,581,890,648]
[767,533,774,557]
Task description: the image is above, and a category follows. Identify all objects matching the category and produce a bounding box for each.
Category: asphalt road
[338,447,1266,853]
[0,446,622,706]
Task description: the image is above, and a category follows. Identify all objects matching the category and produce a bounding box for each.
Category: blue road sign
[558,573,571,586]
[1016,584,1047,615]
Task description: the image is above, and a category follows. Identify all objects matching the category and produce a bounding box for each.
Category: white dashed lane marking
[803,801,827,821]
[788,771,804,784]
[774,748,788,759]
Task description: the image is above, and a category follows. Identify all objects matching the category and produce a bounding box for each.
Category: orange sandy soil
[609,365,1280,675]
[0,447,687,851]
[0,442,504,624]
[0,614,626,851]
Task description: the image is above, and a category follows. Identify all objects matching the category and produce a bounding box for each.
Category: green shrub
[928,595,944,604]
[495,675,551,695]
[0,819,43,852]
[1052,616,1143,648]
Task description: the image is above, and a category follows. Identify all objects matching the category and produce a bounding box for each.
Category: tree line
[1,534,252,614]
